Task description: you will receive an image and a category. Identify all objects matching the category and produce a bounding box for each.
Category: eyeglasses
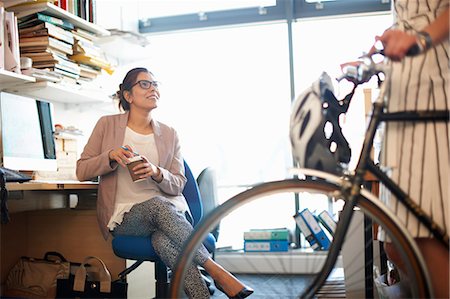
[131,80,160,89]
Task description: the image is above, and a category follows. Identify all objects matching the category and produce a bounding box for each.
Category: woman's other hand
[109,145,135,167]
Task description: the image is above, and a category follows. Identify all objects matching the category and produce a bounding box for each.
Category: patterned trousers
[113,196,211,298]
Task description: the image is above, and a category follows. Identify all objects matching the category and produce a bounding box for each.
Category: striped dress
[380,0,449,238]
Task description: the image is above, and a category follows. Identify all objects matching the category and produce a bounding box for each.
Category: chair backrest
[196,167,219,216]
[182,160,203,227]
[196,167,220,240]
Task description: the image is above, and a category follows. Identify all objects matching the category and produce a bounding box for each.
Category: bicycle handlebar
[337,43,422,85]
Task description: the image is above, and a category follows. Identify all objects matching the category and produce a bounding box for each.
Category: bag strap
[73,256,111,293]
[44,251,68,262]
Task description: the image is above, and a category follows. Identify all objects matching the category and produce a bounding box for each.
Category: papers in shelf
[22,66,63,82]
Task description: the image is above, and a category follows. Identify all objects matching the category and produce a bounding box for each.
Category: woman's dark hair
[116,67,153,111]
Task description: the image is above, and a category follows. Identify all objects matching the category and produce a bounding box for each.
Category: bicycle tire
[169,178,433,298]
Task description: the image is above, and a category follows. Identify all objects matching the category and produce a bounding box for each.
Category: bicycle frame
[355,71,449,247]
[170,53,449,299]
[301,54,449,298]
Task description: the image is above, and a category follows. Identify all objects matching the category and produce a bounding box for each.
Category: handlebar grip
[406,44,421,56]
[378,44,422,57]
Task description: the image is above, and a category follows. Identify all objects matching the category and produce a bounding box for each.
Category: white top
[107,127,187,230]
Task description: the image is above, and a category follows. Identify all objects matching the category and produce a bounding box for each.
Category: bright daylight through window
[102,1,392,249]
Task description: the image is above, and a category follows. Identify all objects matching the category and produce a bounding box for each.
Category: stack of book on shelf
[243,228,290,252]
[69,27,113,76]
[293,208,335,251]
[18,12,81,83]
[7,1,113,85]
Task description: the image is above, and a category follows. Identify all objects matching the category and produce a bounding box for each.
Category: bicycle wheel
[170,177,433,298]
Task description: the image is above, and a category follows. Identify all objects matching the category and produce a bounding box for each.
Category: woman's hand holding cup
[128,156,161,182]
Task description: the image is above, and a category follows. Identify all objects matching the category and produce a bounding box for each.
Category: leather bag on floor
[56,256,127,299]
[5,252,71,298]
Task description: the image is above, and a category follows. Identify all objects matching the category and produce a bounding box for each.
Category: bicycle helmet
[290,72,351,175]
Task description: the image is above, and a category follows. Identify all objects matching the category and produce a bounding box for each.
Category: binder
[244,240,289,252]
[318,210,337,235]
[300,208,331,250]
[243,228,289,241]
[293,212,320,250]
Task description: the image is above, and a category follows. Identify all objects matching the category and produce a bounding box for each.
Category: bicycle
[169,49,449,298]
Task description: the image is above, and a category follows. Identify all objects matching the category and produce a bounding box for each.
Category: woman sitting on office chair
[76,67,253,299]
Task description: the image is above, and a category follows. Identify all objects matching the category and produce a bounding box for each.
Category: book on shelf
[19,35,73,55]
[72,27,96,41]
[51,66,79,79]
[69,53,113,74]
[58,0,68,11]
[19,21,75,45]
[22,66,63,82]
[243,228,289,241]
[21,48,65,61]
[295,208,331,250]
[67,0,77,17]
[9,0,96,23]
[72,37,102,58]
[77,0,89,21]
[244,240,289,252]
[33,60,80,76]
[78,63,100,79]
[318,210,337,235]
[18,12,74,31]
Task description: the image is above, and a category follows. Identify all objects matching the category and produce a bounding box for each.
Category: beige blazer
[76,112,187,239]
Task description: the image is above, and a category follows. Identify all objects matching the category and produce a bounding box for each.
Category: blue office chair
[112,161,217,298]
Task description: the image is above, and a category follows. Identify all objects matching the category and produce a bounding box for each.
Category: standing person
[375,1,449,298]
[76,67,253,299]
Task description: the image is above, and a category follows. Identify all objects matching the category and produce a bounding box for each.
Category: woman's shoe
[214,281,254,299]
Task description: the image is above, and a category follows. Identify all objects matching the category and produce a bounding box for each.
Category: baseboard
[215,250,342,274]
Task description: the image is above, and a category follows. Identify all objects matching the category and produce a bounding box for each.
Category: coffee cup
[127,155,145,182]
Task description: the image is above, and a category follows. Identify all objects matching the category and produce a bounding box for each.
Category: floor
[210,273,345,299]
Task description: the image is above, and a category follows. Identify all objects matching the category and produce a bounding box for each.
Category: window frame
[138,0,391,34]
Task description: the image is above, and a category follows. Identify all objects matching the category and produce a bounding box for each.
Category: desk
[6,180,98,213]
[1,181,125,293]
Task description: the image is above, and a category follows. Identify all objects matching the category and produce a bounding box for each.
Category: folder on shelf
[298,208,331,250]
[244,240,289,252]
[293,212,320,250]
[243,228,289,241]
[318,210,337,235]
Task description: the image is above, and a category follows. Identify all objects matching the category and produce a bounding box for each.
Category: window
[128,23,293,248]
[292,14,393,243]
[104,1,393,249]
